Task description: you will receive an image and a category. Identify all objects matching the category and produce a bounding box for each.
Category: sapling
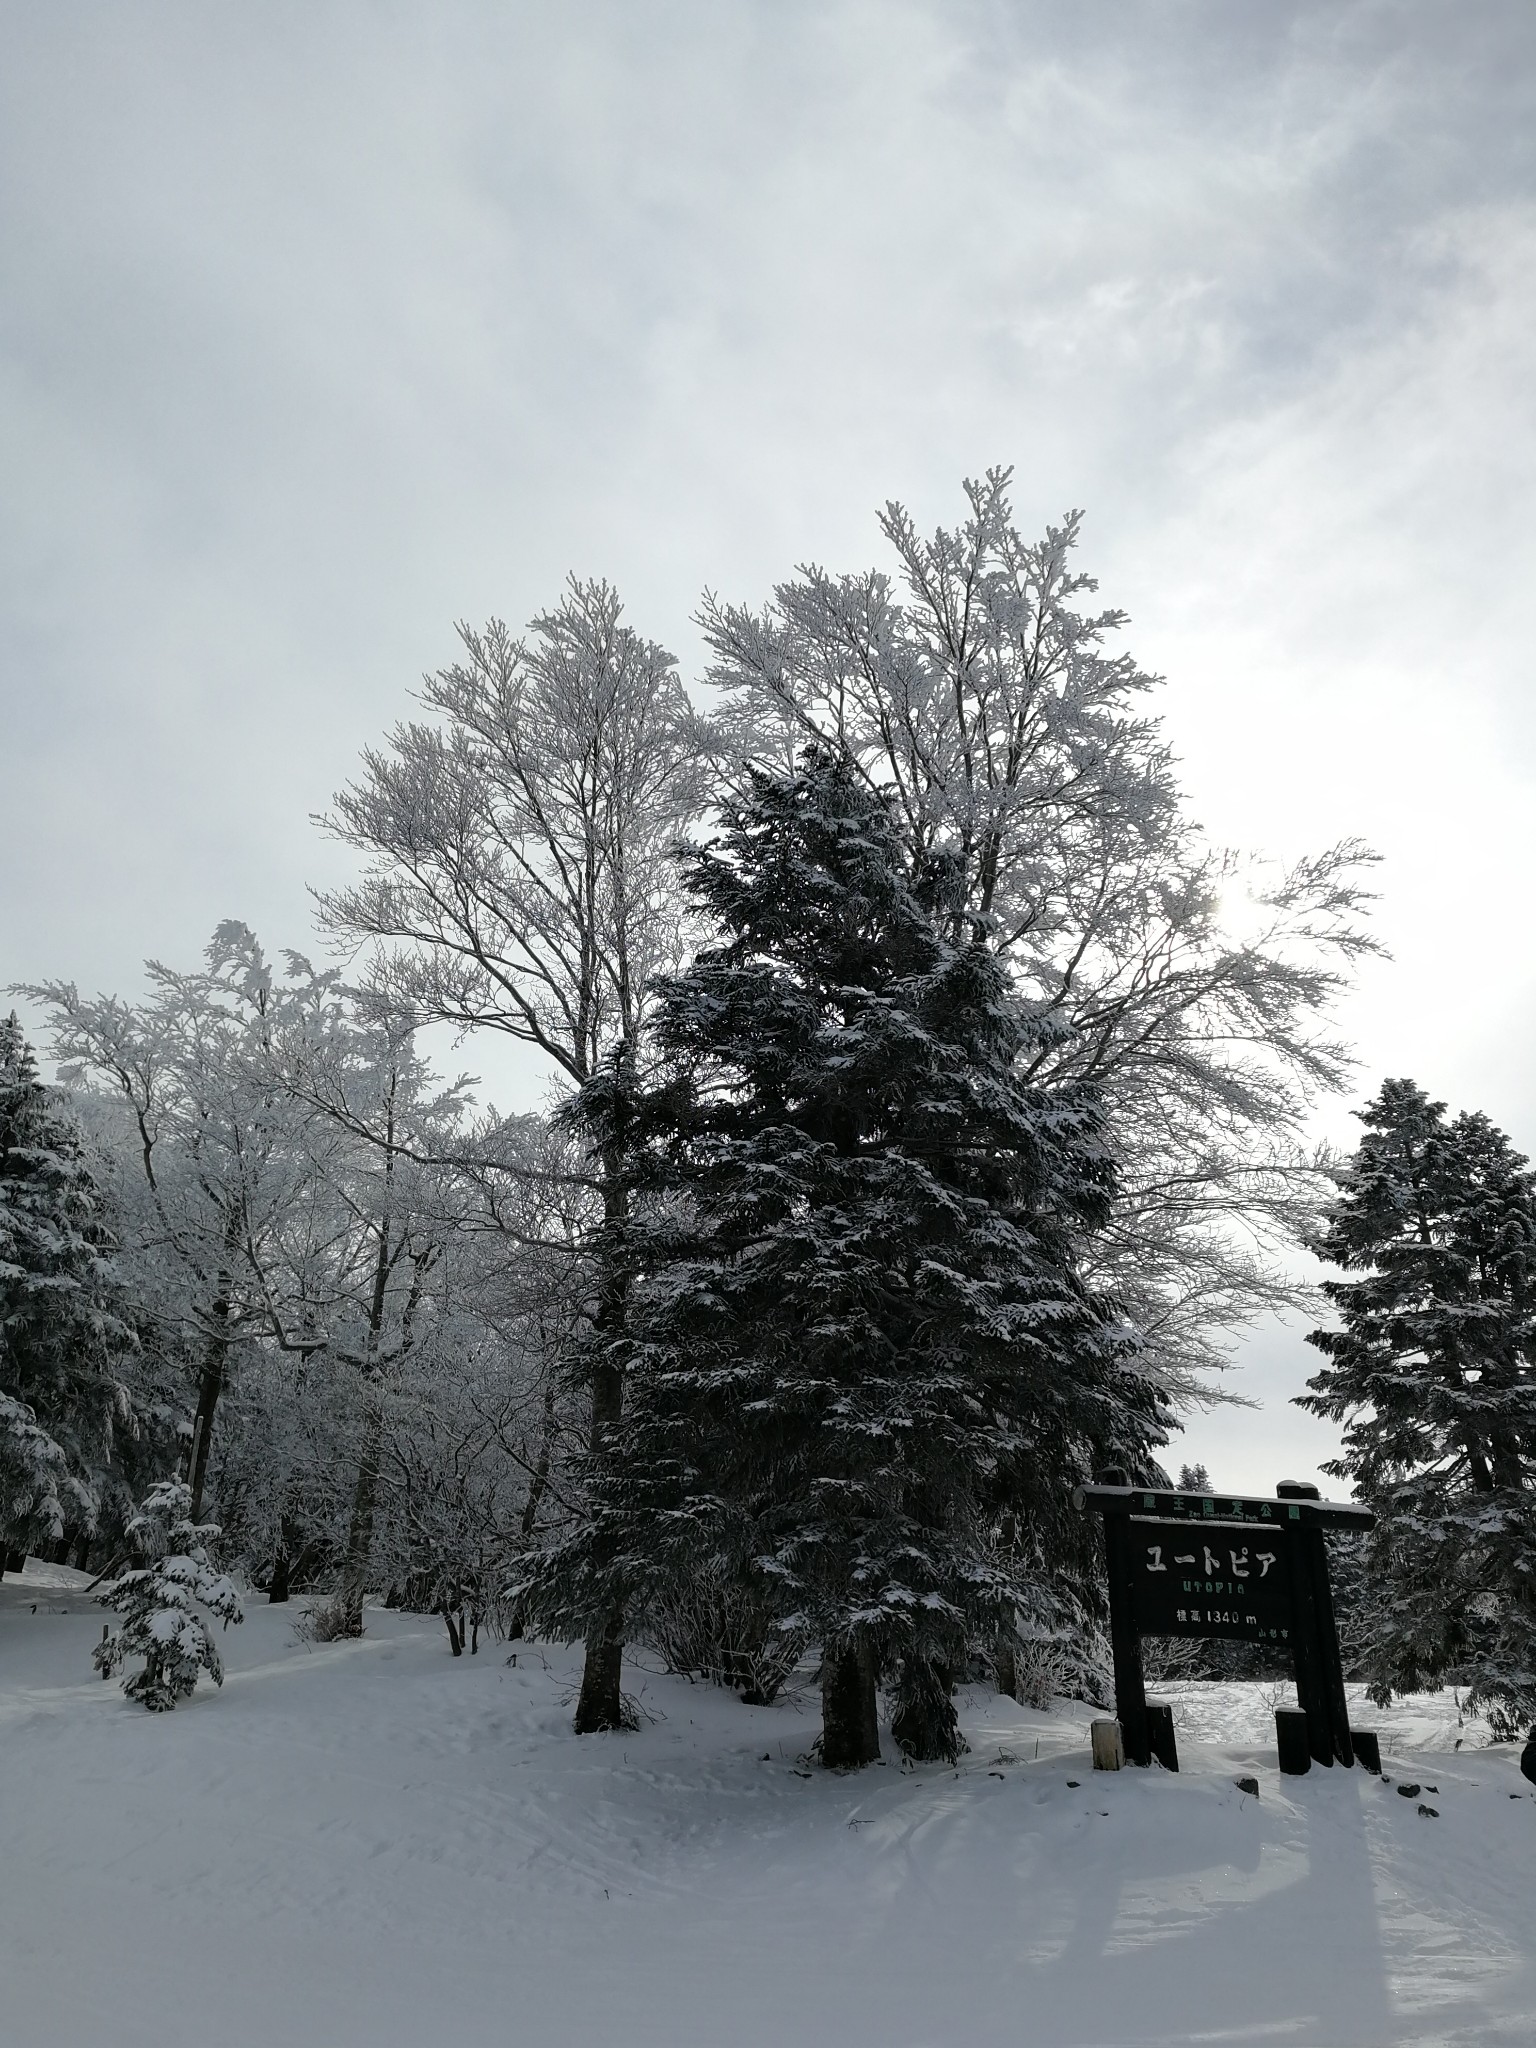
[94,1480,242,1710]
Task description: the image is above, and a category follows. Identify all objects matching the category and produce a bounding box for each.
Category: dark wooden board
[1127,1522,1293,1643]
[1072,1484,1373,1532]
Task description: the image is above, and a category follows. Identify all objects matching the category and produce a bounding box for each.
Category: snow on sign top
[1069,1483,1375,1532]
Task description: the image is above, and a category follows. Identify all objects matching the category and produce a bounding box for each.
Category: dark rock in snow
[1235,1776,1259,1797]
[1397,1782,1422,1799]
[1418,1803,1439,1817]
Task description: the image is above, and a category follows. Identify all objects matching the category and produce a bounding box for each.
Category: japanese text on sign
[1129,1523,1292,1642]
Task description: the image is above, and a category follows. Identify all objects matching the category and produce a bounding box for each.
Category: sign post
[1073,1478,1374,1772]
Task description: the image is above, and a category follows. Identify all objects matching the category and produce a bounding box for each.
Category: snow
[3,1560,1534,2047]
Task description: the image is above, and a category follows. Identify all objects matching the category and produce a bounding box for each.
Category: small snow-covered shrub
[291,1592,358,1644]
[94,1481,242,1710]
[1009,1626,1113,1714]
[642,1572,806,1705]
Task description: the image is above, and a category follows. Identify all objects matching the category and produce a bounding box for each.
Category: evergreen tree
[0,1013,135,1556]
[704,471,1376,1406]
[0,1390,87,1561]
[1300,1078,1536,1734]
[525,749,1165,1764]
[1177,1462,1212,1492]
[94,1480,243,1709]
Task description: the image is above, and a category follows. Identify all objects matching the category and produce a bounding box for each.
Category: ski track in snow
[3,1563,1534,2047]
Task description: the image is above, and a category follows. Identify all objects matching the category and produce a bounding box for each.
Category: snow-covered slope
[2,1562,1532,2047]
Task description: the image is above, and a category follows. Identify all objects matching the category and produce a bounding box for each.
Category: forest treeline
[4,472,1531,1751]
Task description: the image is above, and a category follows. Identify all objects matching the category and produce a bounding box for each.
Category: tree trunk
[187,1265,233,1523]
[519,1382,558,1541]
[574,1123,632,1734]
[994,1641,1019,1701]
[1489,1427,1526,1493]
[338,1163,397,1636]
[820,1636,881,1768]
[268,1536,292,1604]
[994,1515,1020,1699]
[339,1407,383,1633]
[892,1655,963,1763]
[574,1607,625,1732]
[1464,1431,1496,1492]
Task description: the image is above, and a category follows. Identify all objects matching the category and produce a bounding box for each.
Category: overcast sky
[4,1,1534,1494]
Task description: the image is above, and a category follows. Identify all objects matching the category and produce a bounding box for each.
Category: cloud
[2,0,1533,1489]
[1115,199,1536,1140]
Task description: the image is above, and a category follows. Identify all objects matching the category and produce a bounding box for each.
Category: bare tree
[316,578,710,1729]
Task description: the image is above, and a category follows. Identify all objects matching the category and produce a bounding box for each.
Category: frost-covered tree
[524,749,1165,1766]
[1300,1079,1536,1734]
[319,582,711,1086]
[369,1133,586,1650]
[318,579,711,1729]
[94,1480,243,1710]
[704,470,1376,1402]
[28,934,573,1626]
[22,931,331,1521]
[251,991,475,1631]
[0,1014,135,1559]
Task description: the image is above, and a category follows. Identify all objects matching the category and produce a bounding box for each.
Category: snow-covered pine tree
[1300,1078,1536,1734]
[0,1013,134,1560]
[94,1480,243,1709]
[704,472,1377,1409]
[525,748,1166,1765]
[0,1391,86,1566]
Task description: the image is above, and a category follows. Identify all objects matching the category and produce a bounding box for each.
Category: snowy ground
[3,1562,1534,2048]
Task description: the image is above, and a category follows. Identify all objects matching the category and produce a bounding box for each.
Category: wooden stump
[1091,1719,1125,1771]
[1146,1702,1179,1772]
[1276,1705,1312,1776]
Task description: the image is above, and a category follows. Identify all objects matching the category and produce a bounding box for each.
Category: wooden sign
[1079,1485,1368,1531]
[1073,1479,1374,1774]
[1129,1529,1292,1643]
